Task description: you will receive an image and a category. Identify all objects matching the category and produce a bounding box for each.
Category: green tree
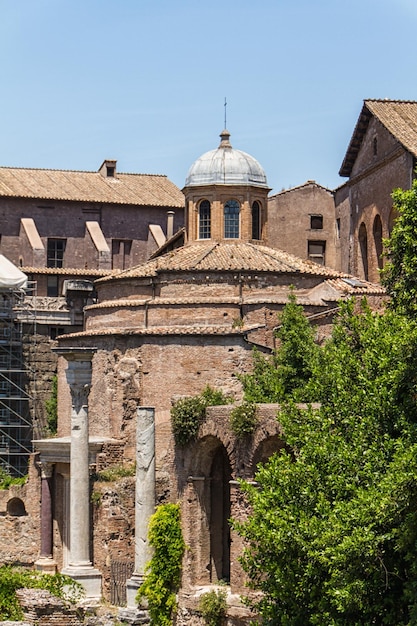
[239,290,320,403]
[234,299,417,625]
[381,178,417,317]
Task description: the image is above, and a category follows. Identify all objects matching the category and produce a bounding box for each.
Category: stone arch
[373,214,383,271]
[358,222,369,280]
[388,205,398,236]
[7,497,27,516]
[183,435,232,585]
[252,434,285,473]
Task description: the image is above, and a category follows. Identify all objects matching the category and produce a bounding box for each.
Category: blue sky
[1,0,417,194]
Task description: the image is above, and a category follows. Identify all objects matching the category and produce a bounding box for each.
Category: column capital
[39,461,54,479]
[52,347,97,362]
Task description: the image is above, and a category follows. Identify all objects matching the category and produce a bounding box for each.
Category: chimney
[167,211,175,239]
[98,159,117,178]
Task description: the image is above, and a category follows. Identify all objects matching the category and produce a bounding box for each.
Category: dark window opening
[358,223,369,280]
[310,215,323,230]
[47,275,59,297]
[308,240,326,265]
[198,200,211,239]
[373,136,378,156]
[224,200,240,239]
[50,327,65,340]
[251,201,261,240]
[336,218,341,239]
[47,239,66,268]
[107,166,115,177]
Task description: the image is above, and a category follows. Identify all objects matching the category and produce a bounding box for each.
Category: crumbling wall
[15,589,83,626]
[0,457,40,566]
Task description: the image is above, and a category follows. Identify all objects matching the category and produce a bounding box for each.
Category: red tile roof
[0,166,185,208]
[96,241,384,295]
[340,99,417,177]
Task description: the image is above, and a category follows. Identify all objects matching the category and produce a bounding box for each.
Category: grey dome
[184,130,268,188]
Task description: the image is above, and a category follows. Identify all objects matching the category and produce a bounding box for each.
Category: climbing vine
[137,503,185,626]
[45,375,58,435]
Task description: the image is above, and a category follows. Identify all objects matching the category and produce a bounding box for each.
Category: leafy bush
[93,463,136,482]
[137,503,185,626]
[199,588,227,626]
[229,401,257,438]
[171,386,231,446]
[0,566,84,620]
[0,466,26,489]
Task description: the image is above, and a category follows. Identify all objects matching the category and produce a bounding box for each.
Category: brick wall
[16,589,83,626]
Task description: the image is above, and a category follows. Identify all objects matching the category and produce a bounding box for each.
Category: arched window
[198,200,211,239]
[224,200,240,239]
[373,214,383,270]
[251,201,261,240]
[358,222,369,280]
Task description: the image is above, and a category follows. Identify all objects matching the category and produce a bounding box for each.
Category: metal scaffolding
[0,281,37,477]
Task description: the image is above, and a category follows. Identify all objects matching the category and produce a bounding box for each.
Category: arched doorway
[210,445,231,582]
[184,436,232,585]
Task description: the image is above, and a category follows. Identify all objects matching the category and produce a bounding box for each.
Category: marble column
[35,461,56,574]
[60,348,102,600]
[125,406,156,613]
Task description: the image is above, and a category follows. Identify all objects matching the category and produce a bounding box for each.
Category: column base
[35,556,57,574]
[125,573,145,610]
[119,607,149,625]
[61,564,102,600]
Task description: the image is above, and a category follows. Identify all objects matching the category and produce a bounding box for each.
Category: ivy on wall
[137,503,185,626]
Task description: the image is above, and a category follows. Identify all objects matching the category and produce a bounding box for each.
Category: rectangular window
[47,239,66,268]
[112,240,132,270]
[310,215,323,229]
[224,200,240,239]
[47,275,59,297]
[308,240,326,265]
[199,201,211,239]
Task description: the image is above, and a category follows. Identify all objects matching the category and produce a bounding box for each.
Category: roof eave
[339,102,373,178]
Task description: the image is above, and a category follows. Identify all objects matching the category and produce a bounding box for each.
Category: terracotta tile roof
[21,266,114,277]
[95,242,385,299]
[0,166,184,208]
[59,324,253,339]
[340,99,417,177]
[85,296,241,311]
[96,241,347,284]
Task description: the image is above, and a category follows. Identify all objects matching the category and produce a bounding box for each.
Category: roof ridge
[365,98,417,104]
[270,180,333,197]
[0,164,169,178]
